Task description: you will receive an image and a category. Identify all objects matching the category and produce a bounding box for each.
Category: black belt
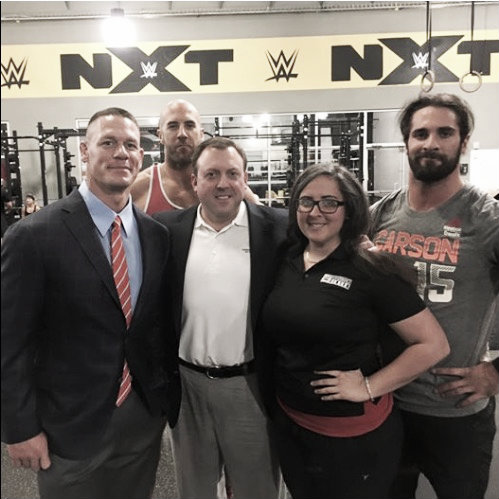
[179,358,255,378]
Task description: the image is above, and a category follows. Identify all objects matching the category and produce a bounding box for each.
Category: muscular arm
[244,185,262,205]
[312,308,450,402]
[130,169,153,211]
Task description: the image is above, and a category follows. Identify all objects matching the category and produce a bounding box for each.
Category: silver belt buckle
[206,365,221,379]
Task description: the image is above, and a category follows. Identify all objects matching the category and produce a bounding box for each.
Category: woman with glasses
[261,164,449,499]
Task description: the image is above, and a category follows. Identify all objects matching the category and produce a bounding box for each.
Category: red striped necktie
[111,216,133,407]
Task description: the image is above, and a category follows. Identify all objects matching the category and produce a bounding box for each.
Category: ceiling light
[101,8,136,47]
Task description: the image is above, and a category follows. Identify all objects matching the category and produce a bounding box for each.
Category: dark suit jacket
[154,201,288,414]
[1,190,179,459]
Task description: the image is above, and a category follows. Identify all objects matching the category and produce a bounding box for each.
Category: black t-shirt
[261,244,425,416]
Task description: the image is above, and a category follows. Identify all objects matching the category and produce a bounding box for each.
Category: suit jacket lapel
[247,202,271,329]
[173,206,197,273]
[61,190,120,308]
[133,209,150,324]
[172,206,197,336]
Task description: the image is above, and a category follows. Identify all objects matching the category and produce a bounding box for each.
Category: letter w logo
[266,50,298,82]
[140,61,158,79]
[1,57,30,88]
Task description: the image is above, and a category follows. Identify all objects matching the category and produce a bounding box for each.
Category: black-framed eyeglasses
[297,196,345,214]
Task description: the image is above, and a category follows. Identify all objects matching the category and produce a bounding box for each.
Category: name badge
[320,274,352,290]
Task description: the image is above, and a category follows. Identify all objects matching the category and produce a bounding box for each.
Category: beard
[408,149,461,183]
[166,142,194,171]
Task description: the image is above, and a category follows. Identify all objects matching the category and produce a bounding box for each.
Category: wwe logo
[266,50,298,82]
[1,57,30,88]
[140,61,158,79]
[411,51,429,69]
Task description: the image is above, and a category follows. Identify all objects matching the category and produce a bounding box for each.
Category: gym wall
[1,2,498,204]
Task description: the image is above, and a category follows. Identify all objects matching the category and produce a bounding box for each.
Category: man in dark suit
[1,107,179,499]
[154,137,287,499]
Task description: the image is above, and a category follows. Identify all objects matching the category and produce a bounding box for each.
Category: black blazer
[1,190,179,459]
[154,201,288,413]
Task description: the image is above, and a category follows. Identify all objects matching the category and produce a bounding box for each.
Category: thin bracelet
[364,376,375,402]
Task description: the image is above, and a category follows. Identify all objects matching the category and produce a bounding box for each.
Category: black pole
[37,122,49,206]
[302,115,309,170]
[52,129,63,199]
[11,131,22,212]
[358,113,364,185]
[367,113,375,203]
[54,142,63,199]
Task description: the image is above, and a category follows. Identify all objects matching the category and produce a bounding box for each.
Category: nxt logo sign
[266,50,298,82]
[60,46,233,93]
[1,57,30,88]
[4,33,494,96]
[332,36,499,84]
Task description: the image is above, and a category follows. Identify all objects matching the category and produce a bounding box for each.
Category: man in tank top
[131,99,203,215]
[131,99,259,215]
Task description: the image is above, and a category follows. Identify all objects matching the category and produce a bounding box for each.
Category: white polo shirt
[179,202,253,367]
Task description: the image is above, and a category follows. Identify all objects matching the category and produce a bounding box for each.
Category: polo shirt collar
[289,242,349,270]
[195,201,248,232]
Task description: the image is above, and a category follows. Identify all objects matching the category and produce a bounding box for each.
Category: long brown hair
[288,164,417,286]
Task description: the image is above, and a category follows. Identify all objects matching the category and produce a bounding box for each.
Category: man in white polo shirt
[154,136,287,499]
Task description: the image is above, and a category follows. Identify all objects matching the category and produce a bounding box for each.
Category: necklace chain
[305,251,322,264]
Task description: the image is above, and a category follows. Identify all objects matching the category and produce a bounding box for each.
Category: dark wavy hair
[399,93,474,145]
[288,163,417,285]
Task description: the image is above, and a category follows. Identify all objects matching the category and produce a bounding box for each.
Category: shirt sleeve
[370,272,426,325]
